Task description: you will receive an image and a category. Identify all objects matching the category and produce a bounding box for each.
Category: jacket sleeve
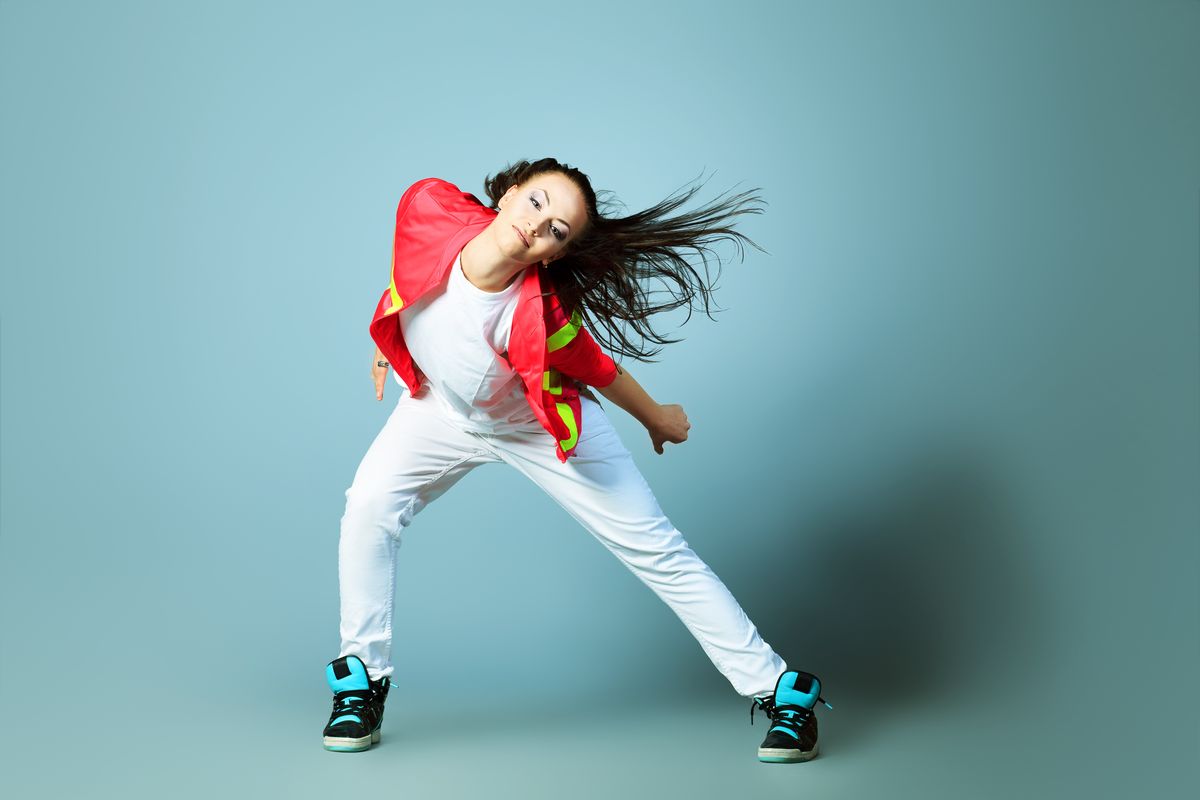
[545,307,620,388]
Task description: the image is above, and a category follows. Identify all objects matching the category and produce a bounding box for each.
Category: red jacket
[369,177,620,463]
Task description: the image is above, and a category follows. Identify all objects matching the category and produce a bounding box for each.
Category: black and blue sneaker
[323,655,391,752]
[751,670,833,763]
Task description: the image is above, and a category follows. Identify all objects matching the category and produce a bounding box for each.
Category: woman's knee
[642,532,719,578]
[341,483,416,541]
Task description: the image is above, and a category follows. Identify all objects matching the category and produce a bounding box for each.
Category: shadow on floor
[724,440,1036,752]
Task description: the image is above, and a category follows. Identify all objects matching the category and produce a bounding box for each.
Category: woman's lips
[513,226,529,247]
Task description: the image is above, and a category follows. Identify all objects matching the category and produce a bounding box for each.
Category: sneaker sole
[323,729,381,752]
[758,743,818,763]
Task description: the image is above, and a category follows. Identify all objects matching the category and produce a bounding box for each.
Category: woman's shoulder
[541,287,583,335]
[395,177,453,209]
[396,177,488,221]
[404,176,456,195]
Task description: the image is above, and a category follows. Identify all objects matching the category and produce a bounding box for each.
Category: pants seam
[388,449,492,542]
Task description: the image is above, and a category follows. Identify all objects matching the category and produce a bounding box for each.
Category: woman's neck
[460,233,526,293]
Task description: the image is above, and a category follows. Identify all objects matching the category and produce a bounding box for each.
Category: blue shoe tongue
[776,671,820,710]
[327,656,371,693]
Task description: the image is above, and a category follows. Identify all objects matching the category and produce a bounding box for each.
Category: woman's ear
[498,183,520,211]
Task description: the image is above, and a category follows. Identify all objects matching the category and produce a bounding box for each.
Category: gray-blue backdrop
[1,1,1196,798]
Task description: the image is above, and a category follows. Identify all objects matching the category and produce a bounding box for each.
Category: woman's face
[494,172,589,266]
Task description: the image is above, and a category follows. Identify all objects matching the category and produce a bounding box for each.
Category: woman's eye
[531,196,562,240]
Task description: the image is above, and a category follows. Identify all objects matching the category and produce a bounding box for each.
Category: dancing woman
[322,158,831,763]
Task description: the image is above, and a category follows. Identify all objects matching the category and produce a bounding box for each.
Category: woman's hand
[648,403,691,454]
[594,367,691,454]
[371,348,389,401]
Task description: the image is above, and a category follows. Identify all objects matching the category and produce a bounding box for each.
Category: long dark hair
[482,157,768,362]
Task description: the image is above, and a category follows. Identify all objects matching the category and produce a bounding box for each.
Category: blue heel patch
[327,656,371,693]
[776,671,820,710]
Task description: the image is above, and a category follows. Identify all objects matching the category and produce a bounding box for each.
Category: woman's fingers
[649,404,692,454]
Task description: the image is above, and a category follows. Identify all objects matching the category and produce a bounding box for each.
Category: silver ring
[377,360,389,368]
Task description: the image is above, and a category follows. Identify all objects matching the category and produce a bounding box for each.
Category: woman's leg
[491,395,787,697]
[337,391,501,681]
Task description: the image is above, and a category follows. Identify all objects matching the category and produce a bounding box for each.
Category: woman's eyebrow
[538,188,571,234]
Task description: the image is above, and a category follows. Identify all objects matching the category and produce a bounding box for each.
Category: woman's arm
[595,365,692,454]
[371,345,389,401]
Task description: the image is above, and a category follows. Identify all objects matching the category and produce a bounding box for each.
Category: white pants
[337,389,787,697]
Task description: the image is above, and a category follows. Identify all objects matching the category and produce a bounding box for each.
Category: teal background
[1,0,1196,797]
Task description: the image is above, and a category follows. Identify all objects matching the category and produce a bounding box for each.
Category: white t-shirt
[395,250,539,433]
